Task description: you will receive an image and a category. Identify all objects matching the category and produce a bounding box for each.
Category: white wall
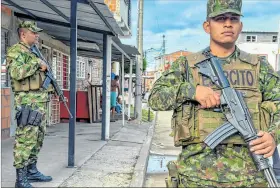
[237,43,278,70]
[112,61,120,76]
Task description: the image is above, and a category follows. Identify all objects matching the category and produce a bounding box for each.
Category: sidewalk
[1,120,154,187]
[144,111,181,187]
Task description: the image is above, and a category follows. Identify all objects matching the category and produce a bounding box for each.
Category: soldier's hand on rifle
[249,131,276,158]
[39,60,48,72]
[195,85,221,109]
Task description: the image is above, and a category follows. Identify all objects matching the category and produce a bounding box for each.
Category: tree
[124,62,136,74]
[142,57,147,72]
[123,57,147,74]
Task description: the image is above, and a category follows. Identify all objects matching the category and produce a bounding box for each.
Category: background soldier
[148,0,279,187]
[6,21,52,188]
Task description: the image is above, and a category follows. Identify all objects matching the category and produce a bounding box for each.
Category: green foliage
[142,108,154,122]
[143,58,147,72]
[129,105,154,122]
[123,57,147,74]
[124,63,136,74]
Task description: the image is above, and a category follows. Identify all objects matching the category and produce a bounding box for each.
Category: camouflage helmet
[18,21,43,33]
[207,0,243,18]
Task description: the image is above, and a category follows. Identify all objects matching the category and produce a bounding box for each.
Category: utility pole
[135,0,143,123]
[162,35,166,68]
[277,20,280,71]
[144,51,147,93]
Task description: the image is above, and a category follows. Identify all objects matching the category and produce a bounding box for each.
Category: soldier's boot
[27,162,52,182]
[15,167,33,188]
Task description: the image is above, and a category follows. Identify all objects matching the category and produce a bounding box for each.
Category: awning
[2,0,139,62]
[2,0,123,35]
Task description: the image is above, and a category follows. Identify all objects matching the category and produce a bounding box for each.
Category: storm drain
[146,154,177,174]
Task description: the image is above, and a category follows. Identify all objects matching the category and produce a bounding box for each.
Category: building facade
[143,71,156,92]
[154,50,192,72]
[237,31,279,70]
[1,0,132,139]
[104,0,131,36]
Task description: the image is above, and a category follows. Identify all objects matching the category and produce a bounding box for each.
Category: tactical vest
[171,50,273,147]
[9,43,54,93]
[11,70,54,93]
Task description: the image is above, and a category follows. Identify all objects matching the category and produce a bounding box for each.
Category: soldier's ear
[203,21,210,34]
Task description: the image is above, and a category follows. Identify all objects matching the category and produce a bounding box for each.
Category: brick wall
[90,58,102,110]
[104,0,117,12]
[1,88,11,139]
[91,58,103,85]
[143,71,156,91]
[164,51,192,63]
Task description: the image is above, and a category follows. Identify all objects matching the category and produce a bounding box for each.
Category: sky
[120,0,280,70]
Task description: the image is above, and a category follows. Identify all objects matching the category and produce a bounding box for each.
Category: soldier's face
[24,30,39,45]
[203,13,243,46]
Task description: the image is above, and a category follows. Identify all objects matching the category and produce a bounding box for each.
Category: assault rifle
[195,50,279,187]
[31,45,73,118]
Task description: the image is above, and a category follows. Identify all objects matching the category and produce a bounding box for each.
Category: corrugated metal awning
[2,0,139,62]
[2,0,123,35]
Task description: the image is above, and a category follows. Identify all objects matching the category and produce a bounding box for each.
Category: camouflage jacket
[148,47,280,144]
[6,42,49,103]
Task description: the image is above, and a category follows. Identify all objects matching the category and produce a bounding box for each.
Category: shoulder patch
[186,50,208,67]
[239,50,258,65]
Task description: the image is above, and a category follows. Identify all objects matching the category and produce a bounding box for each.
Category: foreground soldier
[148,0,279,187]
[7,21,52,188]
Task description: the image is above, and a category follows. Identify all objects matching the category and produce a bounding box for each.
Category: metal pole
[127,59,133,120]
[95,87,98,120]
[68,0,77,167]
[136,0,144,123]
[163,35,166,66]
[101,34,107,141]
[277,20,280,71]
[148,107,150,122]
[122,54,125,126]
[144,77,146,93]
[105,35,112,140]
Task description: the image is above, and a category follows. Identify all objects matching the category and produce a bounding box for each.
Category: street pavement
[1,120,154,187]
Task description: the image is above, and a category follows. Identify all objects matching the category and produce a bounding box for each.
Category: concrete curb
[129,113,157,187]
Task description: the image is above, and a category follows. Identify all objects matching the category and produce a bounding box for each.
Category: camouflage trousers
[168,143,268,188]
[13,102,47,169]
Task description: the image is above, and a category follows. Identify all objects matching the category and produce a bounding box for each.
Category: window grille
[50,95,60,125]
[77,56,86,79]
[62,54,70,90]
[52,50,63,88]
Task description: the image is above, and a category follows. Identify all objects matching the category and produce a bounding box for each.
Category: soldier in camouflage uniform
[7,21,52,188]
[148,0,279,187]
